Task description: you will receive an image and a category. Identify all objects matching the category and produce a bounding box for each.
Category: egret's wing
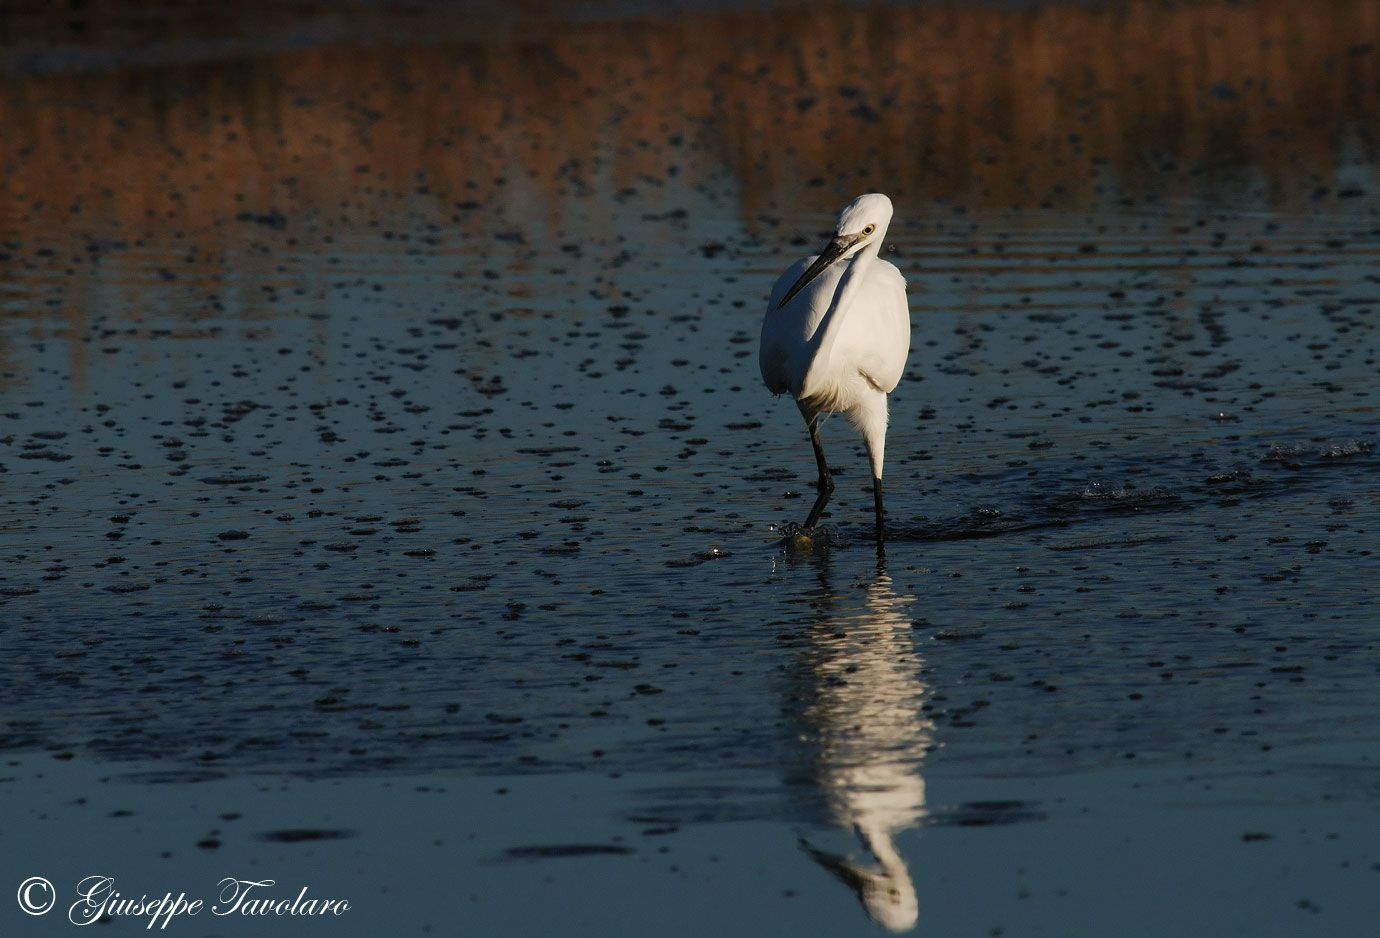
[844,260,910,394]
[760,255,817,395]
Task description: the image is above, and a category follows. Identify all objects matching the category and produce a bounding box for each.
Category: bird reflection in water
[787,558,933,933]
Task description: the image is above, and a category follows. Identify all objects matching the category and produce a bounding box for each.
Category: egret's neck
[806,233,884,373]
[796,223,892,405]
[835,229,886,319]
[857,825,919,932]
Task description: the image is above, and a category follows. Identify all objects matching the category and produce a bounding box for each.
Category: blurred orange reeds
[1,0,1377,237]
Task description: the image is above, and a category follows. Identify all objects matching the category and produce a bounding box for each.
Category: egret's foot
[773,521,840,552]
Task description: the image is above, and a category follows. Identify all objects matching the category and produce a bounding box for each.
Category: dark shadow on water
[766,433,1375,551]
[883,436,1376,545]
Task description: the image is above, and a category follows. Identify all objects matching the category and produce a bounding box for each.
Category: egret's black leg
[803,420,834,529]
[872,475,886,546]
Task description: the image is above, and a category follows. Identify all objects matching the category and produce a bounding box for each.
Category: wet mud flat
[2,1,1379,935]
[2,206,1375,779]
[4,750,1378,937]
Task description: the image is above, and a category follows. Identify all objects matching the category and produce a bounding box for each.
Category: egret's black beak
[776,234,858,310]
[799,838,867,894]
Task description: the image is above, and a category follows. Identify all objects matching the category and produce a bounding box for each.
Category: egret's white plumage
[760,193,910,543]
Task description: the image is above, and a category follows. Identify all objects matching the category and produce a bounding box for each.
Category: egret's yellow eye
[862,224,876,236]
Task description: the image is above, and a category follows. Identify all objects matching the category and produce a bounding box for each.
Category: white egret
[760,193,910,544]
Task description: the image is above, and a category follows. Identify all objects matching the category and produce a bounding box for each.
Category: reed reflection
[785,556,933,932]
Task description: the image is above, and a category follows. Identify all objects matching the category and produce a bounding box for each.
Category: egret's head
[776,192,895,310]
[834,192,894,255]
[859,872,920,933]
[800,834,919,933]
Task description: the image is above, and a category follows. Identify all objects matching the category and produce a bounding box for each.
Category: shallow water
[2,2,1379,935]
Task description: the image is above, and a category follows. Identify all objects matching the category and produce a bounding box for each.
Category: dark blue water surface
[5,200,1376,780]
